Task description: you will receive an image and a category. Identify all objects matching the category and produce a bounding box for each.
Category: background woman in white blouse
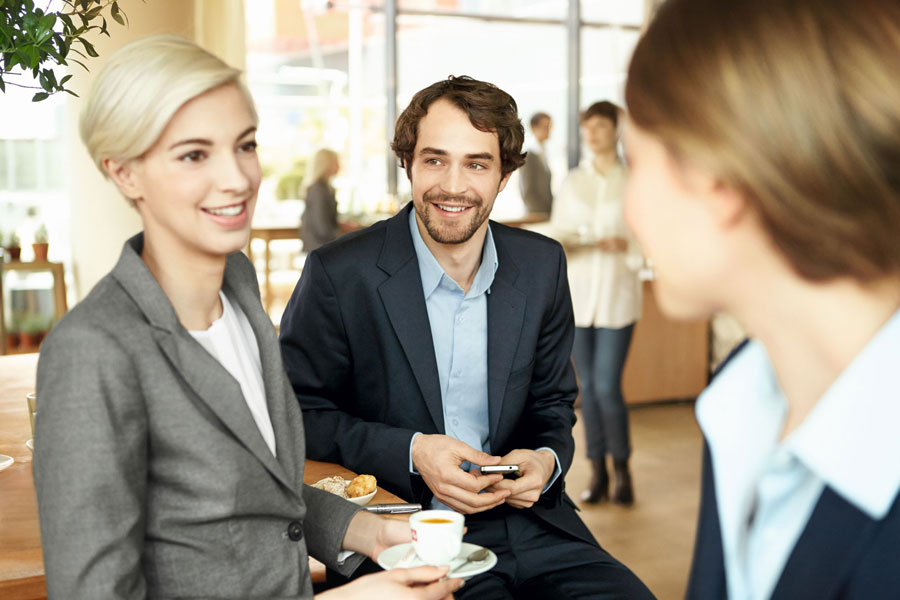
[550,101,643,505]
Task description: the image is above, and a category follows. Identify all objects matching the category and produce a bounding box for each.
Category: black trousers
[331,507,655,599]
[457,508,655,599]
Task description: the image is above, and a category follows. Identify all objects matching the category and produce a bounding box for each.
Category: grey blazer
[518,149,552,214]
[34,234,362,599]
[300,180,340,252]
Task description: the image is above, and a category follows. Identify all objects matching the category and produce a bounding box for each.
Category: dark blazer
[300,179,339,252]
[35,234,362,599]
[687,343,900,599]
[280,203,596,546]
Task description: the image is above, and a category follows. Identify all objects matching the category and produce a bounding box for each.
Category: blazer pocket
[506,359,535,391]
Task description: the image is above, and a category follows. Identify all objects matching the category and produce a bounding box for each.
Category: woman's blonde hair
[303,148,339,192]
[80,34,257,177]
[626,0,900,282]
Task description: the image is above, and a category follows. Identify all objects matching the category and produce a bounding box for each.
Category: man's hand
[483,449,556,509]
[412,434,510,513]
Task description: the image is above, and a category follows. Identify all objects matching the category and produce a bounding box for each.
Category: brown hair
[626,0,900,282]
[392,75,526,178]
[580,101,620,127]
[530,112,551,129]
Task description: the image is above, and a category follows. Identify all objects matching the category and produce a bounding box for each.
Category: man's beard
[416,190,491,245]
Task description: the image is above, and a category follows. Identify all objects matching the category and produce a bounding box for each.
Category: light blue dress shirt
[406,210,560,510]
[696,308,900,600]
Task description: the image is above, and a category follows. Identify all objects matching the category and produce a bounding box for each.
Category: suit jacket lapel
[112,234,296,495]
[222,255,299,488]
[377,206,445,433]
[771,487,879,600]
[486,228,525,440]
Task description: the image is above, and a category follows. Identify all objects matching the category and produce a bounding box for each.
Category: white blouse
[189,291,277,456]
[548,160,643,329]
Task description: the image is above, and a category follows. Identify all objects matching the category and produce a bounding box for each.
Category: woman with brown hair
[550,101,643,506]
[624,0,900,597]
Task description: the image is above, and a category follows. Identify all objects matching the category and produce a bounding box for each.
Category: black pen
[361,503,422,514]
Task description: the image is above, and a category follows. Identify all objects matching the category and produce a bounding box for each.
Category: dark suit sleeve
[280,252,420,500]
[520,245,579,498]
[34,322,148,600]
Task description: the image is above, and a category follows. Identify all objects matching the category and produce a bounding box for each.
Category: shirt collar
[788,308,900,518]
[698,308,900,520]
[408,207,498,299]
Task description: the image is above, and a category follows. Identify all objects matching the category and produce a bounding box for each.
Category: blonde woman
[33,35,461,600]
[550,101,643,505]
[300,148,344,252]
[625,0,900,597]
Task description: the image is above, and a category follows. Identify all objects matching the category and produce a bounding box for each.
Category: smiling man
[280,76,653,599]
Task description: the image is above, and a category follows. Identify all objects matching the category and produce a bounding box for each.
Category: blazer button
[287,520,304,542]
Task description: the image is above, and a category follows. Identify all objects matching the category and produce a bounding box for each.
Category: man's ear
[102,158,143,202]
[497,171,512,194]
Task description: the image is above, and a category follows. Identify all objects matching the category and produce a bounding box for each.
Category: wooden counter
[0,353,406,598]
[622,281,709,403]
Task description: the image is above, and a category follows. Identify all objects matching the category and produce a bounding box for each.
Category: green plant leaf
[32,91,49,101]
[58,13,75,34]
[0,78,5,93]
[79,38,98,57]
[111,2,125,26]
[60,73,72,84]
[39,13,56,31]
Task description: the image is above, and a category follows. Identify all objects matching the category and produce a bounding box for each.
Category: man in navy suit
[280,76,653,599]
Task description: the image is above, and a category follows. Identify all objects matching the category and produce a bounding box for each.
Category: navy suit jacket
[687,344,900,599]
[280,203,596,546]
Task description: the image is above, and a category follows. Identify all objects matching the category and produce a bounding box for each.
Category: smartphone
[480,464,521,477]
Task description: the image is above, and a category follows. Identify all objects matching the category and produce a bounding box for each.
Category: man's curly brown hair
[391,75,526,179]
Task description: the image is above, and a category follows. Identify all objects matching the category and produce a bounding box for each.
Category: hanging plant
[0,0,132,102]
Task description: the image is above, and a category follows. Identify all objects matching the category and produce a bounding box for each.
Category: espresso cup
[409,509,464,566]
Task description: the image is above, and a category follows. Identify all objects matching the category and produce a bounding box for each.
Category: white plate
[377,542,497,579]
[25,439,34,452]
[0,455,13,472]
[347,489,376,506]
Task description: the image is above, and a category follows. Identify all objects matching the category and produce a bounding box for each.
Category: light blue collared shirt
[406,210,561,510]
[696,308,900,600]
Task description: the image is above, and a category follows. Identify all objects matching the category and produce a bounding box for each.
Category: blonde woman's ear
[103,158,143,203]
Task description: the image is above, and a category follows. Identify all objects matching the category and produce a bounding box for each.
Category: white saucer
[25,439,34,452]
[0,455,13,472]
[377,542,497,579]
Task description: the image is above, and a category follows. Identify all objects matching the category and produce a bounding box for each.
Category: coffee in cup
[409,509,464,566]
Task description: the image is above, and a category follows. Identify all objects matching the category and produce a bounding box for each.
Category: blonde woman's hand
[317,566,463,600]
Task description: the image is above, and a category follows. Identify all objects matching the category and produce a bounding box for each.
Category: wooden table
[0,353,406,597]
[0,352,43,600]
